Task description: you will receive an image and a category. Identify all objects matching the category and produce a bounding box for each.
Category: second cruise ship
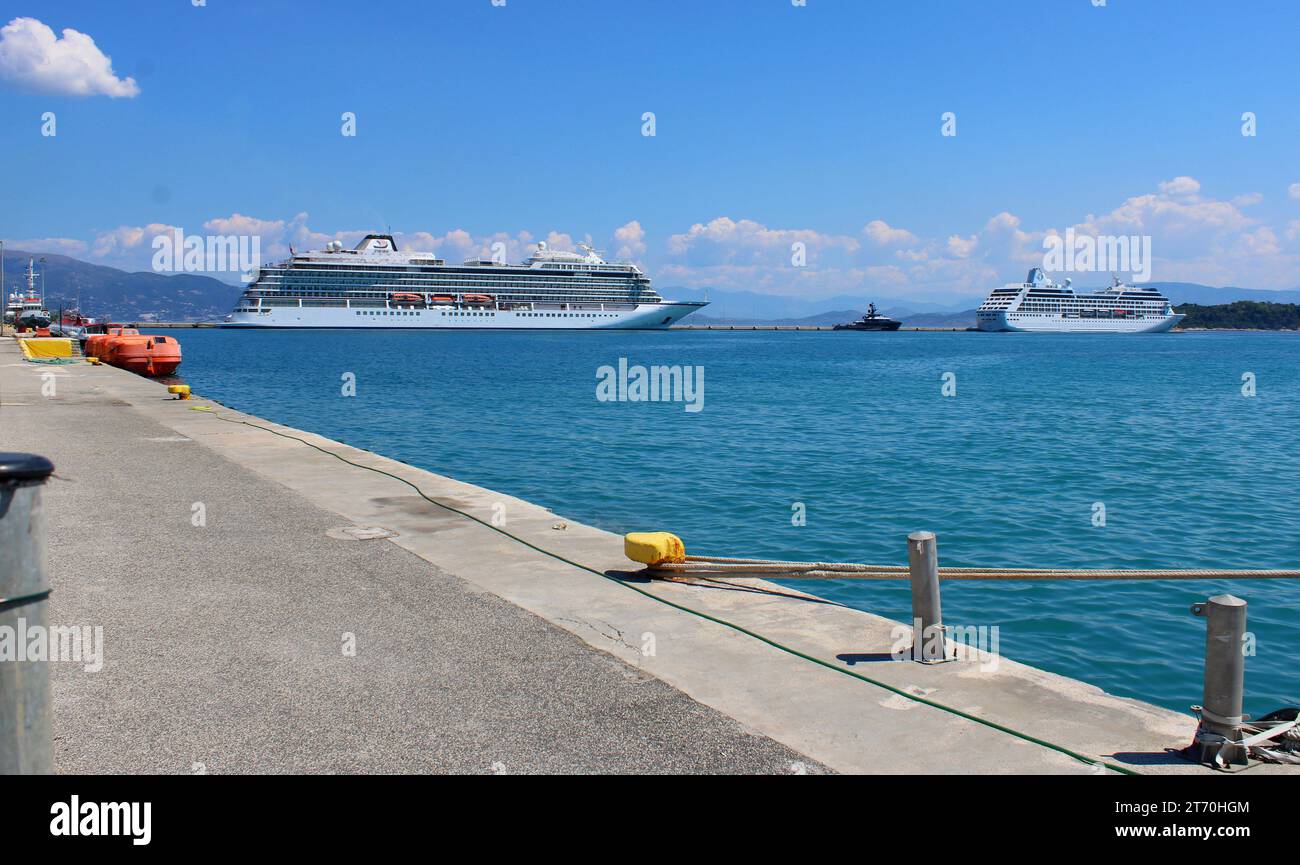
[223,235,706,329]
[976,269,1184,333]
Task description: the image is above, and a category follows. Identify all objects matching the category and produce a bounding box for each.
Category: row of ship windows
[254,290,655,296]
[260,288,654,298]
[1007,302,1165,309]
[282,288,651,296]
[283,265,635,275]
[997,313,1157,318]
[977,306,1164,313]
[354,310,620,318]
[267,275,647,286]
[256,298,638,308]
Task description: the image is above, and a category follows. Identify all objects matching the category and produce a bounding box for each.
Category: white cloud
[862,219,918,247]
[91,224,179,262]
[542,230,585,252]
[613,220,646,259]
[945,234,978,258]
[203,213,286,239]
[0,17,139,98]
[6,237,89,256]
[1048,176,1300,287]
[1289,183,1300,201]
[666,217,858,263]
[1072,180,1252,259]
[1157,176,1201,200]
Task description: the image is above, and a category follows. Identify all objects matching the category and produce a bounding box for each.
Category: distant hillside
[1175,301,1300,330]
[667,286,973,319]
[1,250,240,321]
[1151,283,1300,306]
[897,309,978,328]
[688,307,978,328]
[688,309,861,326]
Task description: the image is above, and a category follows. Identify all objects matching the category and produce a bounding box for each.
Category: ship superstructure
[224,235,706,329]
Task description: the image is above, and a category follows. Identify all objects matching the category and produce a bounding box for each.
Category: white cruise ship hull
[977,311,1184,333]
[223,301,704,330]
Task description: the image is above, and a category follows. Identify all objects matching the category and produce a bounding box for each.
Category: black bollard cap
[0,452,55,483]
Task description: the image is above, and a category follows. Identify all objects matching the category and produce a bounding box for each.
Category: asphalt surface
[1,355,822,773]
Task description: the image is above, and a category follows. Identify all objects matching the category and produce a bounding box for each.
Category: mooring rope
[649,555,1300,581]
[1247,711,1300,765]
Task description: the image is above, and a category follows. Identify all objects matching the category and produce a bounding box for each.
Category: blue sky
[4,0,1300,301]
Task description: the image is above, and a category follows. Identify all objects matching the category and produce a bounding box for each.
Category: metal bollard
[1189,594,1248,767]
[0,452,55,775]
[907,531,948,663]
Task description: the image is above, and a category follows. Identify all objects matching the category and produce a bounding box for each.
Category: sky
[3,0,1300,303]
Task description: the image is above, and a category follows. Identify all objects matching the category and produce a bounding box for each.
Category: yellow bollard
[624,532,686,565]
[167,384,191,400]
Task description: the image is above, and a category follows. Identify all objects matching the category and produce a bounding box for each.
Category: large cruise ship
[976,269,1184,333]
[223,235,706,329]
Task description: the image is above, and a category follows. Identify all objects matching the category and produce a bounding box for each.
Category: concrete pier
[2,338,1292,774]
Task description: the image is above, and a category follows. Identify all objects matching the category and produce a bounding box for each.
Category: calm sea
[173,328,1300,715]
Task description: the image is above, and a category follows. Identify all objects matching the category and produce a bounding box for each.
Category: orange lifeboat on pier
[103,334,182,376]
[84,326,138,360]
[85,326,182,376]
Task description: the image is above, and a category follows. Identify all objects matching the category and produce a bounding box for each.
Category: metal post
[1189,595,1248,767]
[907,531,947,663]
[0,452,56,774]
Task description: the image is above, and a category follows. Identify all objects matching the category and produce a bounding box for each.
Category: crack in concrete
[556,616,640,655]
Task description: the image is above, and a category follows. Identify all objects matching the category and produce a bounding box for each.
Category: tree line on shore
[1175,301,1300,330]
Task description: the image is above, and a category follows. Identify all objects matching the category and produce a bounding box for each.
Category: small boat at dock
[6,259,52,331]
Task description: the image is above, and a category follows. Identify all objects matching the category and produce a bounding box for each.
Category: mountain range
[2,249,241,322]
[5,248,1300,325]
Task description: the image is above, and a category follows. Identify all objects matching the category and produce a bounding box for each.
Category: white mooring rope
[648,555,1300,582]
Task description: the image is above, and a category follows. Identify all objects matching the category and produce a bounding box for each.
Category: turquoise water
[174,328,1299,715]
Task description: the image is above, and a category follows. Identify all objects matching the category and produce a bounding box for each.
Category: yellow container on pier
[19,338,72,359]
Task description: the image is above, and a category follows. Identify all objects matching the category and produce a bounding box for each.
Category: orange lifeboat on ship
[389,292,424,305]
[102,333,182,376]
[462,293,494,304]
